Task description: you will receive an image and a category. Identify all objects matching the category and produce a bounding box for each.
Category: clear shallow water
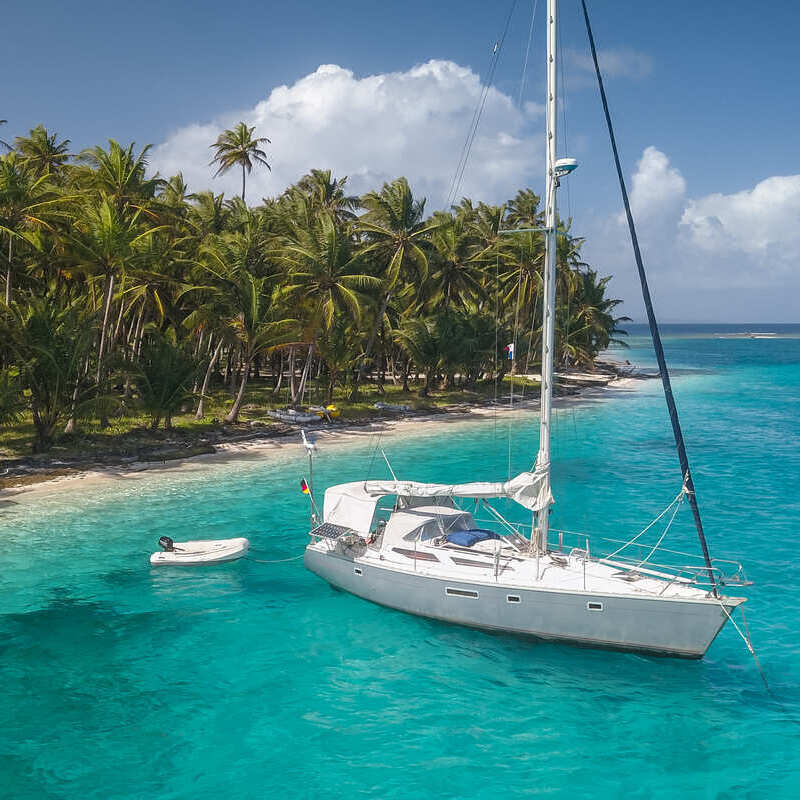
[1,325,799,799]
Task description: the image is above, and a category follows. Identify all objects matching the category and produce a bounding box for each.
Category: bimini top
[322,469,552,535]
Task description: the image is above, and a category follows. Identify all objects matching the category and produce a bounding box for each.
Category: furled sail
[363,468,553,512]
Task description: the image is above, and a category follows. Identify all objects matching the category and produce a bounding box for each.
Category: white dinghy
[150,536,250,566]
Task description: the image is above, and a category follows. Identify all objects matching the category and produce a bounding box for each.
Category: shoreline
[1,370,648,499]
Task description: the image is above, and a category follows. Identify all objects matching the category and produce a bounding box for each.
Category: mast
[534,0,559,552]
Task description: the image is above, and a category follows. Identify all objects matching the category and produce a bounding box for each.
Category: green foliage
[0,122,627,454]
[131,330,198,429]
[0,295,93,451]
[0,368,24,425]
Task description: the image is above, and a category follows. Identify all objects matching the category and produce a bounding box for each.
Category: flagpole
[301,430,318,526]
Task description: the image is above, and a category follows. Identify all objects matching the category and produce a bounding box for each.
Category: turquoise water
[2,325,799,798]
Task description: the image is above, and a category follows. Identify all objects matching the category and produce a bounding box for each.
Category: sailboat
[303,0,749,658]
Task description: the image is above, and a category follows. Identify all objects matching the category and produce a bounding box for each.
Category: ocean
[1,324,798,798]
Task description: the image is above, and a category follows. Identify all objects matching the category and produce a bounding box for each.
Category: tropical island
[0,121,627,486]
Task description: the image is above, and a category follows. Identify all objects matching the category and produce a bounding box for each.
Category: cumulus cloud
[150,58,799,321]
[680,176,800,272]
[151,60,543,207]
[586,146,800,320]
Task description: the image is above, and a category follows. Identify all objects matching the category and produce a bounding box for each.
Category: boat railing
[471,516,749,590]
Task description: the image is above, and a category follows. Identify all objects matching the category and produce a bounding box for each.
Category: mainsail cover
[363,467,553,513]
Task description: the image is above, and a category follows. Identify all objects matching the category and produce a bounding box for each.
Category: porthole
[354,567,362,576]
[507,595,521,604]
[587,601,603,612]
[446,587,479,599]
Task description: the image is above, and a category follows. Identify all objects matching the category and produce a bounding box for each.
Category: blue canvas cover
[445,529,501,547]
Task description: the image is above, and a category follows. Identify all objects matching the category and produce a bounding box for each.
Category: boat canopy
[322,469,552,534]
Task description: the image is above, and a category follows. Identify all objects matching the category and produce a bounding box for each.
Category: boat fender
[159,536,175,552]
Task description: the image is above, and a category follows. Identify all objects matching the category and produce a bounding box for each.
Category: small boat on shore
[373,401,411,412]
[150,536,250,566]
[266,408,321,424]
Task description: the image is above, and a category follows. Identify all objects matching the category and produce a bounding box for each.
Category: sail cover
[363,468,553,513]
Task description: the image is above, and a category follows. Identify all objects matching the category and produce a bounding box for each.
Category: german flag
[300,478,310,495]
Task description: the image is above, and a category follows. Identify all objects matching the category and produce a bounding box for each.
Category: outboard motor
[159,536,175,552]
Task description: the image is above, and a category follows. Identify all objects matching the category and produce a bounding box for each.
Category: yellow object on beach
[325,404,340,419]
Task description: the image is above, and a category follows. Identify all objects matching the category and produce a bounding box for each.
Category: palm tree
[198,231,296,422]
[393,318,440,397]
[426,211,483,312]
[76,140,163,213]
[0,294,93,451]
[67,195,164,407]
[209,122,270,203]
[0,152,61,304]
[14,125,71,178]
[351,177,439,397]
[0,120,12,152]
[281,212,378,333]
[286,169,359,224]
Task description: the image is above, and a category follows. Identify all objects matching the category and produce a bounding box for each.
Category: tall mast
[534,0,559,552]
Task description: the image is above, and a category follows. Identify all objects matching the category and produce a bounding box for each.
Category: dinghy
[150,536,250,566]
[266,408,321,424]
[373,401,411,412]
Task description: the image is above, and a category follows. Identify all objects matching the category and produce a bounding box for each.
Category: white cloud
[629,146,686,222]
[680,176,800,270]
[151,60,543,207]
[150,58,799,321]
[586,147,800,321]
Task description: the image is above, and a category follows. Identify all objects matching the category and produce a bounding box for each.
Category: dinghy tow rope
[244,551,304,564]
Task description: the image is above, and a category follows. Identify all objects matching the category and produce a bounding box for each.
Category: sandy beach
[1,375,644,501]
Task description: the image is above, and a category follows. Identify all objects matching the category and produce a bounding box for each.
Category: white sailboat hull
[304,548,740,658]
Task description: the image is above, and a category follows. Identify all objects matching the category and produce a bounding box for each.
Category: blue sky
[3,0,799,321]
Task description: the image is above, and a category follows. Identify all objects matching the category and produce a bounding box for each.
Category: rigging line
[445,45,495,208]
[494,252,500,438]
[633,491,684,569]
[517,0,539,109]
[603,488,685,560]
[579,0,717,596]
[507,244,525,479]
[447,0,519,208]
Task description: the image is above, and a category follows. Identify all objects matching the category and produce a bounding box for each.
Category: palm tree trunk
[241,164,246,203]
[4,237,11,306]
[196,338,224,419]
[273,351,284,394]
[96,272,115,429]
[133,305,146,359]
[225,355,252,423]
[292,343,314,407]
[288,347,296,401]
[95,272,115,385]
